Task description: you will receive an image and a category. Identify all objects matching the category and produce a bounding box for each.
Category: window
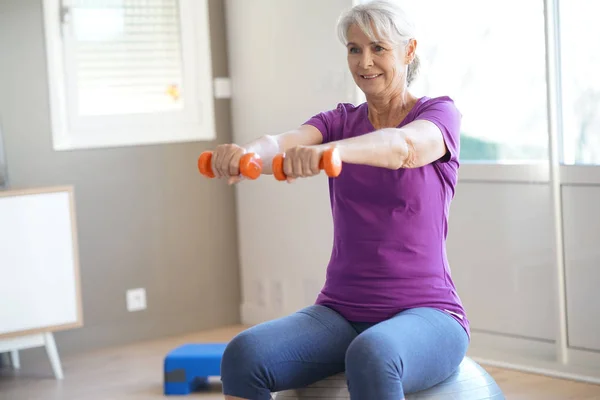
[356,0,549,163]
[558,0,600,165]
[42,0,215,150]
[407,0,550,163]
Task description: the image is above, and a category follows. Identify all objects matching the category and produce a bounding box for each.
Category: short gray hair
[337,0,420,86]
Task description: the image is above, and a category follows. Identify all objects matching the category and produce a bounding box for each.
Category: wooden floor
[2,325,600,400]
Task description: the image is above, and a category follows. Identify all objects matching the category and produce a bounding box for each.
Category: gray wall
[225,0,355,324]
[0,0,241,358]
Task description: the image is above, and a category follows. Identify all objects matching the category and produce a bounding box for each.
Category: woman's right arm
[211,124,323,183]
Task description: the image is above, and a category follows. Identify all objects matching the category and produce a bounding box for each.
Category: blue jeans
[221,305,469,399]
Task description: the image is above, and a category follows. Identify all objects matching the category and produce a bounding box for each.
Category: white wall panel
[447,182,557,341]
[562,185,600,351]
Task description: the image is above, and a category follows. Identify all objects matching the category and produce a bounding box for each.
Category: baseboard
[468,330,600,385]
[469,329,556,362]
[472,355,600,385]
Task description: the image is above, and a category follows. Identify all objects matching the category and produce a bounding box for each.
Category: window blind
[68,0,184,116]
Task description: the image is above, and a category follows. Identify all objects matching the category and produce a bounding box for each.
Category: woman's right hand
[211,143,247,184]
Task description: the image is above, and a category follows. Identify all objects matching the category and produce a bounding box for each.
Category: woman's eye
[374,45,385,52]
[349,47,360,54]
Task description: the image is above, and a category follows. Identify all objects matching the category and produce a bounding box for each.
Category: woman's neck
[366,89,417,130]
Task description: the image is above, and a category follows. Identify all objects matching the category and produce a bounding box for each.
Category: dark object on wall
[0,116,7,189]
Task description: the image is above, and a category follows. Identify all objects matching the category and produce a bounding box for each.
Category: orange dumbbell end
[272,154,287,181]
[198,151,215,178]
[320,147,342,178]
[239,153,263,180]
[198,151,263,179]
[272,147,342,181]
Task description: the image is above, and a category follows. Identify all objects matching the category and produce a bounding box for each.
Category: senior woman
[215,1,469,399]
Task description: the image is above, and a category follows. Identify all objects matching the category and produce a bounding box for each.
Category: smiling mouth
[360,74,382,80]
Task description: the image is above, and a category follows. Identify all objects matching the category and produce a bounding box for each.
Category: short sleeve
[414,96,462,163]
[302,103,346,144]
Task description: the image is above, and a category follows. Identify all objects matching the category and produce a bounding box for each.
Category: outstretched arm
[278,119,452,181]
[211,124,323,183]
[241,98,459,180]
[327,119,449,170]
[244,125,324,174]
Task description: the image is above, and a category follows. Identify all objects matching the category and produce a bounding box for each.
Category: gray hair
[337,0,420,86]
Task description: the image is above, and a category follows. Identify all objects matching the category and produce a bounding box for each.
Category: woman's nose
[359,51,373,68]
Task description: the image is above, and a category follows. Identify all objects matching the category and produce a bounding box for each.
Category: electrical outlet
[213,77,231,99]
[126,288,147,312]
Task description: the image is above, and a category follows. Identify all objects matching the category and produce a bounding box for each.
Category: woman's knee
[345,331,401,378]
[220,328,276,399]
[221,328,268,382]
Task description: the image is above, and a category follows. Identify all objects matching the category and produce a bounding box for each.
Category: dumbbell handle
[197,151,263,180]
[272,147,342,181]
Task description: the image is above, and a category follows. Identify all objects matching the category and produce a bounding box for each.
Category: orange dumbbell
[197,151,263,180]
[272,147,342,181]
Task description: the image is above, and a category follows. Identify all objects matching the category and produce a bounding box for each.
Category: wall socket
[126,288,147,312]
[213,77,231,99]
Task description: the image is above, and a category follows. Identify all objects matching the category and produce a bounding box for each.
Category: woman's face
[345,23,416,98]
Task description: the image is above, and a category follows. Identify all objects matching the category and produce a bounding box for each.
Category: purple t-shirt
[303,96,469,337]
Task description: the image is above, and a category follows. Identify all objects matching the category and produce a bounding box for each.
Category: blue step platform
[163,343,227,395]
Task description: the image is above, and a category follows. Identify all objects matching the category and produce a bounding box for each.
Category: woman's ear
[406,38,417,63]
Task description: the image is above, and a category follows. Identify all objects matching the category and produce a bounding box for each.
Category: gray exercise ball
[274,357,504,399]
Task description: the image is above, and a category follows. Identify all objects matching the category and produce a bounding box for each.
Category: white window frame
[42,0,216,151]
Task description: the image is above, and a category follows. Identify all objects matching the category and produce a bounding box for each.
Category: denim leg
[345,308,469,399]
[221,305,358,400]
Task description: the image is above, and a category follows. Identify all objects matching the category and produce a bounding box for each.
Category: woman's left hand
[282,145,325,182]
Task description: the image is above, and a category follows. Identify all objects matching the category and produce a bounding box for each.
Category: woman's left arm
[323,119,449,169]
